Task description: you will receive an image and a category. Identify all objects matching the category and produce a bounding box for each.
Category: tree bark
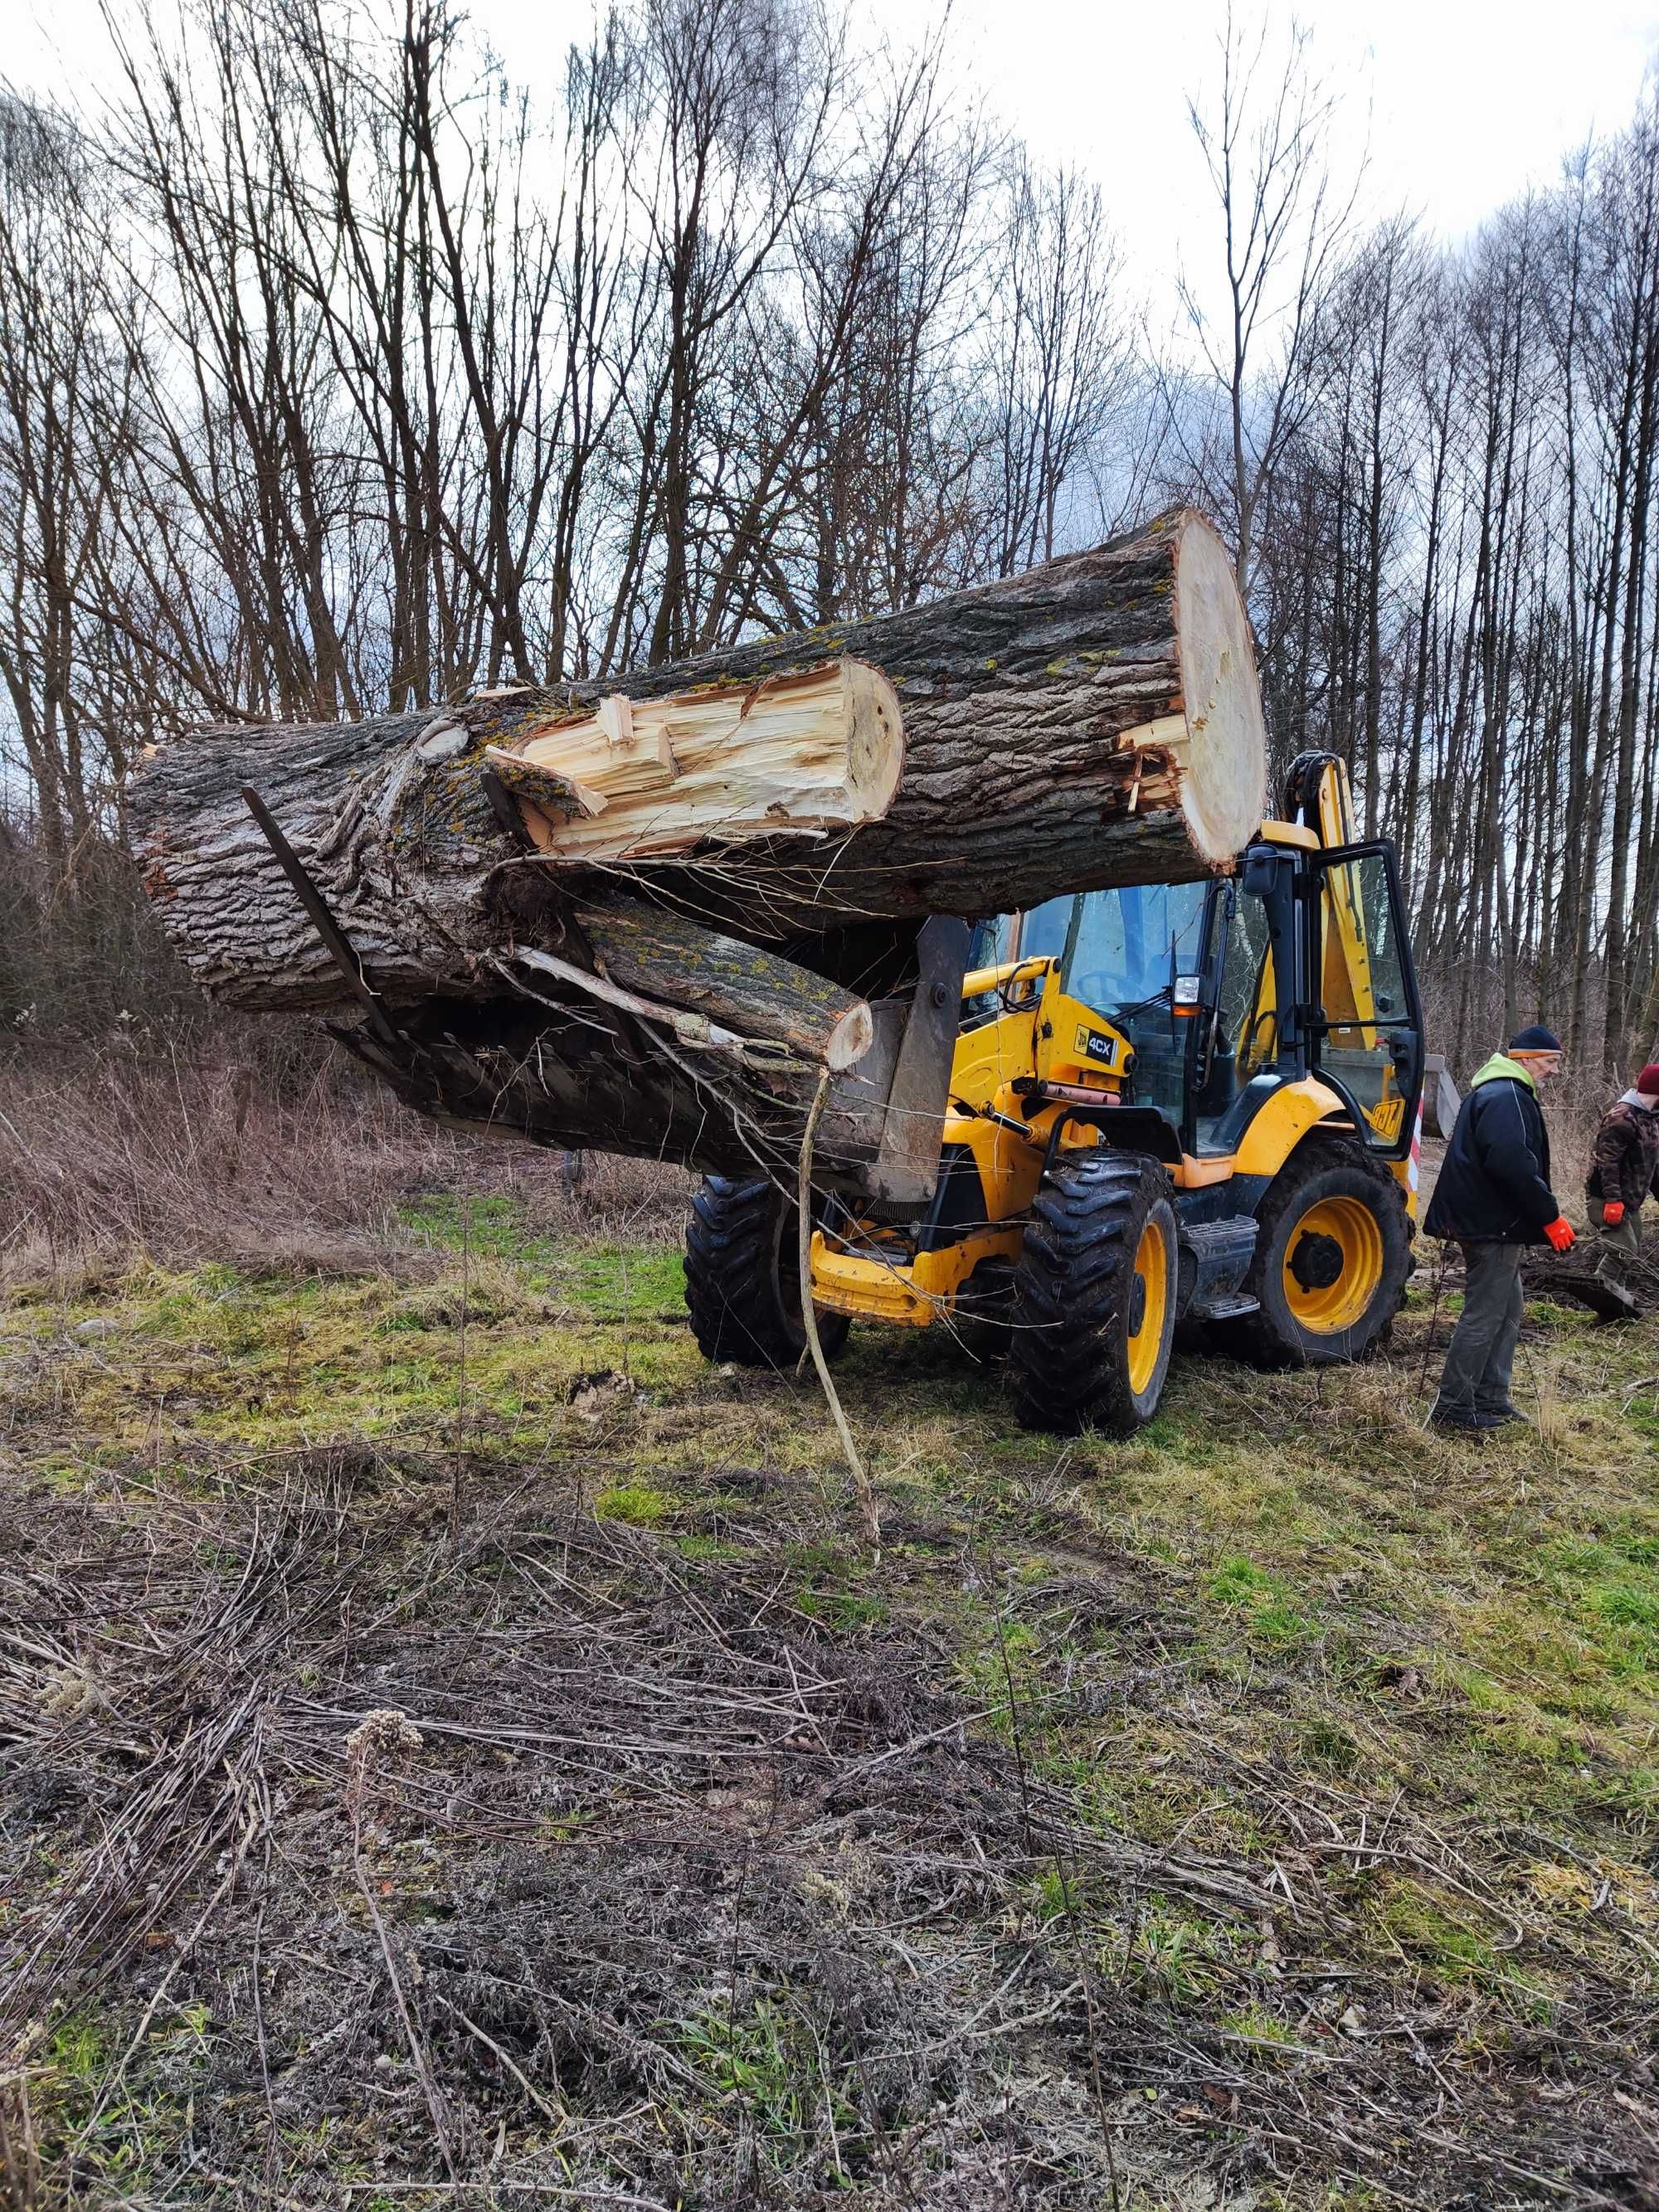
[576,899,874,1069]
[128,509,1267,1016]
[333,956,908,1194]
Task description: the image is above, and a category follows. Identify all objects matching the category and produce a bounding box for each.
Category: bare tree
[983,155,1138,575]
[1175,5,1360,596]
[0,97,134,859]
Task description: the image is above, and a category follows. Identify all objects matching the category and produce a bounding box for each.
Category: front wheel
[1219,1138,1410,1369]
[1010,1152,1178,1437]
[684,1176,849,1369]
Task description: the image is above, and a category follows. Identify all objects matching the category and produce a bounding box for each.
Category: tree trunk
[323,914,962,1198]
[338,980,900,1192]
[129,509,1267,1014]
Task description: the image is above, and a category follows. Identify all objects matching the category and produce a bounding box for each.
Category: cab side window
[1217,892,1272,1071]
[1194,888,1273,1150]
[961,913,1014,1028]
[1313,849,1419,1149]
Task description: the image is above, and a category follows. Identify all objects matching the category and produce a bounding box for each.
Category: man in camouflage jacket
[1586,1063,1659,1279]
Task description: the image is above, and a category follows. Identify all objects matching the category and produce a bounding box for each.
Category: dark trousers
[1594,1208,1642,1282]
[1434,1241,1525,1418]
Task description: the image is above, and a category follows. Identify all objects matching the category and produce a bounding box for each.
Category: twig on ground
[350,1792,459,2180]
[797,1069,878,1551]
[435,1997,569,2136]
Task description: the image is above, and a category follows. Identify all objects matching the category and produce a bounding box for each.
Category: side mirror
[1239,846,1282,900]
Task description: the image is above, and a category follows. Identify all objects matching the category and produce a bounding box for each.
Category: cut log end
[825,1000,875,1072]
[840,658,906,819]
[1170,512,1269,867]
[489,655,905,863]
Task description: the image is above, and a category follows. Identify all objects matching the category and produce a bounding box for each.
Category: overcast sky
[10,0,1659,309]
[892,0,1659,260]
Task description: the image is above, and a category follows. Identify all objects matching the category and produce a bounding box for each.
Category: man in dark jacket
[1587,1062,1659,1281]
[1423,1025,1575,1432]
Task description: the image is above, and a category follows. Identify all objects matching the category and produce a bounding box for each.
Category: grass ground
[2,1194,1657,2209]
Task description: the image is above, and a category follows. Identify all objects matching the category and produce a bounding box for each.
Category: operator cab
[967,841,1422,1169]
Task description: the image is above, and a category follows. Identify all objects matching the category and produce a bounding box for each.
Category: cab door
[1306,843,1423,1158]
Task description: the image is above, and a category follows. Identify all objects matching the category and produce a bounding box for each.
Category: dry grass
[0,1034,688,1286]
[1540,1074,1628,1207]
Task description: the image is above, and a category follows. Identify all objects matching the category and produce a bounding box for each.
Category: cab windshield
[1020,882,1207,1020]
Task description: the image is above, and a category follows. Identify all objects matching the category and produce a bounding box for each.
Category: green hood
[1471,1051,1537,1096]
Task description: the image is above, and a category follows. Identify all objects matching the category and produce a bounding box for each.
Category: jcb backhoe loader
[683,752,1424,1435]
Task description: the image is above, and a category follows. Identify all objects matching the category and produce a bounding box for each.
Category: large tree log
[330,934,933,1194]
[129,510,1266,1018]
[506,505,1264,926]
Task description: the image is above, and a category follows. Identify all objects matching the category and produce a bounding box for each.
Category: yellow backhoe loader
[684,752,1424,1435]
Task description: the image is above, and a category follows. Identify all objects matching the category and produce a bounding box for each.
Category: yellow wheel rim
[1281,1196,1384,1334]
[1127,1215,1170,1395]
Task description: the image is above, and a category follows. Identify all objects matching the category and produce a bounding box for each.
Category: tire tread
[684,1176,849,1369]
[1009,1150,1175,1436]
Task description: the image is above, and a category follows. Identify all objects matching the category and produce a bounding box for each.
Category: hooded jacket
[1423,1053,1559,1245]
[1587,1093,1659,1213]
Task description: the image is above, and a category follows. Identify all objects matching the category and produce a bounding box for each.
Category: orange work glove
[1603,1200,1627,1227]
[1544,1216,1576,1252]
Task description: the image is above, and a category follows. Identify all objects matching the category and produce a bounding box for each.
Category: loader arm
[1288,752,1377,1045]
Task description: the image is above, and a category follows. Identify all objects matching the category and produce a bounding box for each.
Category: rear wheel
[1220,1138,1409,1368]
[684,1176,850,1369]
[1010,1152,1178,1436]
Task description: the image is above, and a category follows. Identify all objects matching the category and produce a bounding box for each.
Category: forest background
[5,0,1659,1259]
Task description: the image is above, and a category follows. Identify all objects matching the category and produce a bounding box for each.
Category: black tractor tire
[1218,1136,1411,1369]
[949,1257,1018,1366]
[1010,1151,1179,1437]
[684,1176,850,1369]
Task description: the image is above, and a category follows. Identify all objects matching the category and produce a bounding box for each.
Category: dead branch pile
[3,1446,1652,2206]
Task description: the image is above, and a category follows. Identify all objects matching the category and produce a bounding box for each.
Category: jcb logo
[1369,1095,1405,1141]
